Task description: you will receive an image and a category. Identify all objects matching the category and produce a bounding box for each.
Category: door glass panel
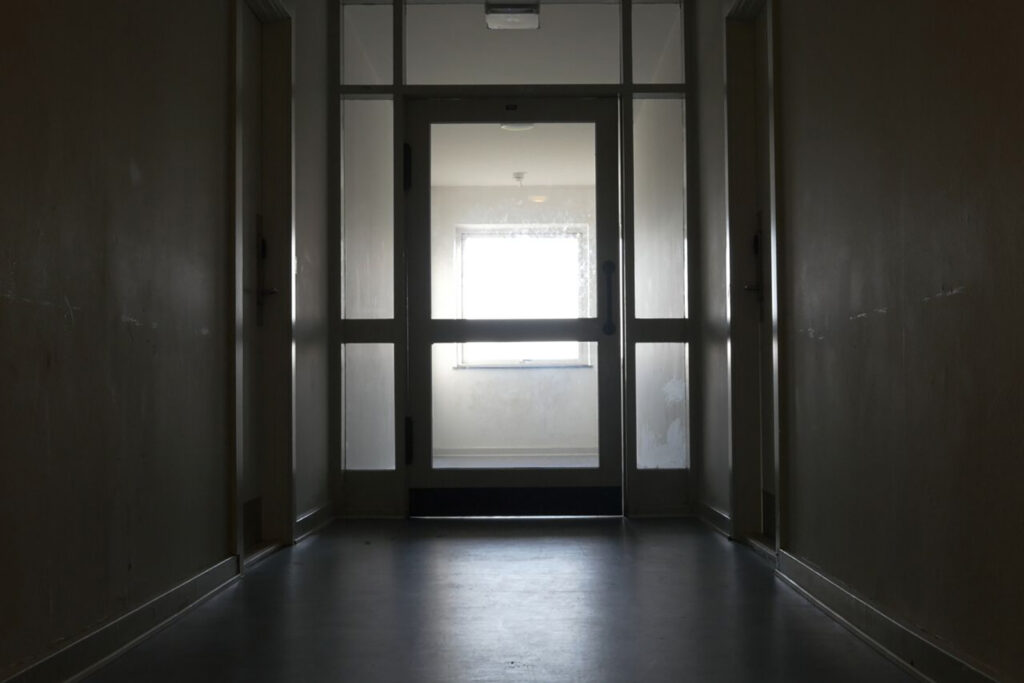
[342,1,393,85]
[344,344,395,470]
[633,97,686,318]
[632,1,684,84]
[406,2,620,85]
[430,123,597,319]
[432,343,599,469]
[635,343,689,469]
[343,99,393,318]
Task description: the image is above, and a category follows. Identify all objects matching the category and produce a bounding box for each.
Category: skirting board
[699,503,734,538]
[5,557,238,683]
[294,504,334,542]
[777,551,998,683]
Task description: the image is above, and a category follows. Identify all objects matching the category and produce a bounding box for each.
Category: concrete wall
[694,0,733,519]
[776,1,1024,679]
[0,0,333,674]
[293,0,331,518]
[0,2,231,677]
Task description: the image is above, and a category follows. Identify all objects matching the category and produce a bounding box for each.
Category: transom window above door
[339,0,686,87]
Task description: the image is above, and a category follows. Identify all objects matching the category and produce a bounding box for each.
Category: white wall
[430,186,599,457]
[431,344,599,456]
[406,4,620,85]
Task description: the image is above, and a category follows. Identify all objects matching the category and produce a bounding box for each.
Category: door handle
[602,260,615,335]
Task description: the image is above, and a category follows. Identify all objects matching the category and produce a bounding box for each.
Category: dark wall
[776,1,1024,678]
[293,0,331,517]
[0,1,231,677]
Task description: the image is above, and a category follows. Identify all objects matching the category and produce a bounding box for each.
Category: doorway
[724,0,779,548]
[334,0,694,518]
[404,97,621,515]
[236,0,294,560]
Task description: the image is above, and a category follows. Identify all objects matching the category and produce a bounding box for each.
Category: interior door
[405,97,621,515]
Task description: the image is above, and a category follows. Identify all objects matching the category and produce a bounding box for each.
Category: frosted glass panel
[636,343,689,469]
[430,123,597,320]
[632,2,684,84]
[344,344,395,470]
[343,99,393,318]
[407,3,619,84]
[432,343,599,469]
[343,3,393,85]
[634,98,686,318]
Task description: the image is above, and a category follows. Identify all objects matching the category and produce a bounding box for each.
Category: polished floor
[87,519,917,682]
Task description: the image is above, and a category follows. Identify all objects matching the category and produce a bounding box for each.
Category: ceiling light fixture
[499,123,535,132]
[485,2,540,30]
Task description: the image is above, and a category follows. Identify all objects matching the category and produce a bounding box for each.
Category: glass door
[405,97,621,515]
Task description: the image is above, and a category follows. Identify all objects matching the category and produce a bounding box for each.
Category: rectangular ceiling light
[485,2,540,30]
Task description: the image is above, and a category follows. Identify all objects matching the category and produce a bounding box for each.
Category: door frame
[403,96,622,515]
[230,0,296,568]
[722,0,782,550]
[331,0,698,518]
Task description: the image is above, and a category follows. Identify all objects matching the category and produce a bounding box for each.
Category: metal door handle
[602,260,615,335]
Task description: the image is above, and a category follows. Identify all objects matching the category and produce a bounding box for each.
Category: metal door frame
[330,0,698,517]
[404,96,622,515]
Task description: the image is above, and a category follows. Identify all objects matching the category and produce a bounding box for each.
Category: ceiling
[430,123,596,187]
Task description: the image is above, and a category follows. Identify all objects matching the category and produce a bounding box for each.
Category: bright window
[456,224,592,367]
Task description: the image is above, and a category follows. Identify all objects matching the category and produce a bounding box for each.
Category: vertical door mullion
[394,0,408,510]
[620,97,638,514]
[328,0,342,513]
[620,0,638,514]
[683,0,698,511]
[404,101,432,488]
[595,98,624,488]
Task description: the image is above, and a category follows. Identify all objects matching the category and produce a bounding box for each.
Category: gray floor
[86,519,918,682]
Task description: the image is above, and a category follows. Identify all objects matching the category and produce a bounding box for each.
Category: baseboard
[243,543,281,570]
[777,551,998,683]
[294,504,334,542]
[625,509,696,518]
[698,503,733,537]
[741,535,777,564]
[5,557,238,683]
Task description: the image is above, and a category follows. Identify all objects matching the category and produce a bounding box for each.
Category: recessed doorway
[333,0,694,518]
